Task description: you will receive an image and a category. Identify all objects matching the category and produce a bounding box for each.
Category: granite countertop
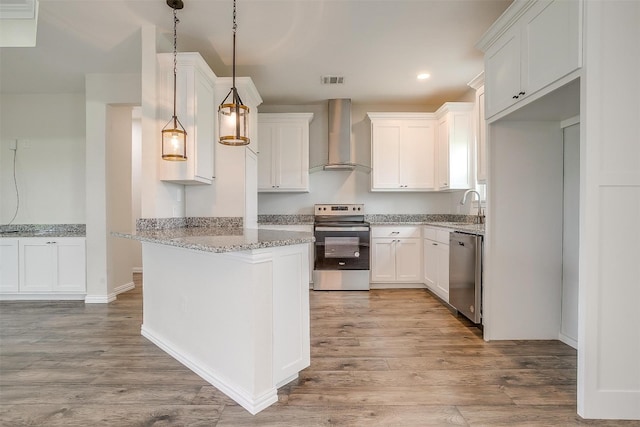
[256,214,485,235]
[114,227,315,253]
[0,230,86,238]
[0,224,86,238]
[422,222,484,235]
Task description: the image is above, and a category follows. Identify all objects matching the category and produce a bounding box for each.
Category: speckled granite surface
[258,215,315,225]
[136,217,243,230]
[0,224,86,238]
[365,214,477,224]
[256,213,484,235]
[115,227,315,253]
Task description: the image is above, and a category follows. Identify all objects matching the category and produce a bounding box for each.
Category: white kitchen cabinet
[258,224,314,284]
[480,0,582,118]
[435,103,474,191]
[368,113,436,191]
[159,52,216,185]
[258,113,313,192]
[468,73,487,183]
[371,226,422,283]
[18,237,86,295]
[423,227,451,301]
[0,239,19,293]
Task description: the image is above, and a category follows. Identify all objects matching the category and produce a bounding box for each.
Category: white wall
[85,73,140,303]
[106,105,140,294]
[0,94,85,224]
[484,120,564,340]
[257,102,469,215]
[561,122,579,346]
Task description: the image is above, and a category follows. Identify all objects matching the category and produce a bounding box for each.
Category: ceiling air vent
[322,76,344,85]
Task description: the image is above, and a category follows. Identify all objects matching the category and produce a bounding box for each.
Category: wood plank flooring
[1,274,638,426]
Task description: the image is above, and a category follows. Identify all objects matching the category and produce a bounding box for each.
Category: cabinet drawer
[371,226,421,239]
[436,230,451,245]
[423,226,452,244]
[423,227,437,241]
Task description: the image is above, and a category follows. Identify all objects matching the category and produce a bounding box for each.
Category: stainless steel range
[313,204,370,291]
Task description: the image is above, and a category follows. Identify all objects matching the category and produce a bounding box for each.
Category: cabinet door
[523,0,581,96]
[370,238,396,282]
[371,121,401,189]
[485,25,522,118]
[258,123,276,190]
[55,239,86,292]
[436,243,450,302]
[20,239,55,291]
[423,238,438,291]
[437,117,450,189]
[194,73,215,183]
[277,124,308,191]
[0,239,19,292]
[395,238,422,282]
[476,87,487,183]
[401,121,436,189]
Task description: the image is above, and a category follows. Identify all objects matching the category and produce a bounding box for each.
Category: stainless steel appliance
[449,232,483,324]
[313,204,370,291]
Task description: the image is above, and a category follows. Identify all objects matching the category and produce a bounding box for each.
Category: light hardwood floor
[1,274,638,426]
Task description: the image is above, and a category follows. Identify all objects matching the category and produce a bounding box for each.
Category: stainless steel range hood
[324,98,356,170]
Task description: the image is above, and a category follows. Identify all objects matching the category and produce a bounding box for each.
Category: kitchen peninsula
[116,225,314,414]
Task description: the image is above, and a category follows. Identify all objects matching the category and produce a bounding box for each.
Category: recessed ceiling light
[417,73,431,80]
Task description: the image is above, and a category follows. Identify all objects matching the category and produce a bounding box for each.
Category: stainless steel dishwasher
[449,232,483,324]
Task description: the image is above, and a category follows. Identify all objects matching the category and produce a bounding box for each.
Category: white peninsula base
[140,241,310,414]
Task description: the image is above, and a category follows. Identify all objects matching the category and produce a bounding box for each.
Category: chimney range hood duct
[324,98,356,170]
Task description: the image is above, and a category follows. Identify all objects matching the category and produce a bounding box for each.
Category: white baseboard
[132,267,143,273]
[370,282,427,289]
[85,293,116,304]
[115,281,135,295]
[558,332,578,349]
[0,293,86,301]
[141,325,277,415]
[85,281,134,304]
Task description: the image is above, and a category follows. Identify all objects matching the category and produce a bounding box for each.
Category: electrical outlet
[20,139,31,149]
[9,139,17,150]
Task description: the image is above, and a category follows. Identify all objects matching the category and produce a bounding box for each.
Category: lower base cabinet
[258,225,314,283]
[0,239,19,292]
[423,227,451,301]
[371,226,422,283]
[0,237,86,299]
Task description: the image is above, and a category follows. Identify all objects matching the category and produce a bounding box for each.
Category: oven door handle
[315,226,370,232]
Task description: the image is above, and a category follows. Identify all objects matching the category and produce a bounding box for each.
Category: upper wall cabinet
[478,0,582,119]
[368,113,437,192]
[468,73,487,183]
[258,113,313,192]
[158,52,216,185]
[435,103,474,191]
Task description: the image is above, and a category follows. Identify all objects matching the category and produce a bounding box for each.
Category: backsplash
[136,217,243,231]
[0,224,86,234]
[257,214,479,225]
[365,214,477,224]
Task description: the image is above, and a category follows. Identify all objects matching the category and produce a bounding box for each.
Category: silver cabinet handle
[338,262,346,266]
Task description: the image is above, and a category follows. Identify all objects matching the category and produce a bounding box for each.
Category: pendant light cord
[232,0,237,91]
[172,7,179,125]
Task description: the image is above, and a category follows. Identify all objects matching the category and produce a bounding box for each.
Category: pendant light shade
[161,117,187,160]
[162,0,187,161]
[218,0,250,146]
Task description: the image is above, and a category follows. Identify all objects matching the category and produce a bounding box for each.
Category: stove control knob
[354,251,360,258]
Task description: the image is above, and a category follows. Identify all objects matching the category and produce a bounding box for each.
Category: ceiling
[0,0,512,106]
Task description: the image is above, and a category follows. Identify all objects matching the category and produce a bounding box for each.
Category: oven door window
[325,237,360,259]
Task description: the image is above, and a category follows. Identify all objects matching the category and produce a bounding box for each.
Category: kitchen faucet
[460,189,485,224]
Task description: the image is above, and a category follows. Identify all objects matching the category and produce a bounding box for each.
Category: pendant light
[161,0,187,161]
[218,0,250,146]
